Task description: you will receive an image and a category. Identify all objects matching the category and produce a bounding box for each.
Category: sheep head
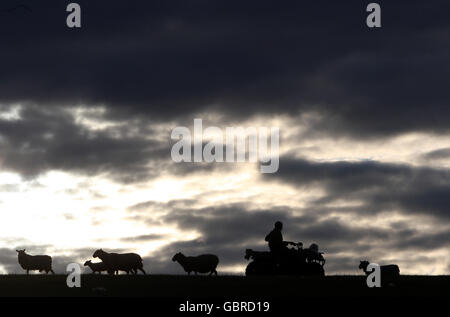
[172,252,184,262]
[359,260,369,270]
[84,260,91,266]
[93,249,104,258]
[16,249,26,255]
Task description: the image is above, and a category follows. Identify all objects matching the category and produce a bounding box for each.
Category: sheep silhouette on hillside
[359,260,400,285]
[172,252,219,275]
[93,249,146,275]
[16,249,54,274]
[84,260,114,274]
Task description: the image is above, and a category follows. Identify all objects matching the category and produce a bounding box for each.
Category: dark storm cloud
[0,104,231,181]
[393,230,450,251]
[0,104,171,181]
[0,0,449,137]
[269,156,450,220]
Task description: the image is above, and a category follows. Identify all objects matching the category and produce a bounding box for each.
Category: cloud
[0,104,170,182]
[0,1,449,138]
[0,104,235,182]
[393,230,450,251]
[268,156,450,220]
[0,248,19,273]
[120,234,163,243]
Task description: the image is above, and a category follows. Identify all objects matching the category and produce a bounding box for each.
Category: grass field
[0,274,449,297]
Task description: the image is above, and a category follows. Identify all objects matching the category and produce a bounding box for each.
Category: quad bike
[244,242,325,276]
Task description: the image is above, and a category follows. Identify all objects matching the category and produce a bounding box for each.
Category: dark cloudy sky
[0,0,449,274]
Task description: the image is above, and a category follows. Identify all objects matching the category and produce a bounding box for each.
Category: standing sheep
[16,249,54,274]
[172,252,219,276]
[93,249,146,275]
[359,260,400,285]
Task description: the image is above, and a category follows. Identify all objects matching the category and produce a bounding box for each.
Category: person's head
[274,221,283,230]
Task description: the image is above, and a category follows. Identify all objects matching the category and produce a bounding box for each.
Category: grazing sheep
[172,252,219,275]
[359,260,400,284]
[93,249,146,275]
[84,260,112,274]
[16,249,54,275]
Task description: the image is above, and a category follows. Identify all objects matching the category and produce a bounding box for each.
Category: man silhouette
[265,221,295,265]
[265,221,296,270]
[265,221,286,254]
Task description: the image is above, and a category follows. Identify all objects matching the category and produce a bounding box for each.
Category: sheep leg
[26,270,29,275]
[138,268,146,275]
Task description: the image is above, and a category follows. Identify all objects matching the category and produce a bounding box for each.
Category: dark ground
[0,274,449,297]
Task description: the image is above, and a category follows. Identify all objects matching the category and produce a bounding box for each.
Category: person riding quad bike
[264,221,296,263]
[244,221,325,276]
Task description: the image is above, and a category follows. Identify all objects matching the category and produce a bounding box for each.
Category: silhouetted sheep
[93,249,146,275]
[84,260,112,274]
[359,260,400,282]
[172,252,219,275]
[16,249,54,274]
